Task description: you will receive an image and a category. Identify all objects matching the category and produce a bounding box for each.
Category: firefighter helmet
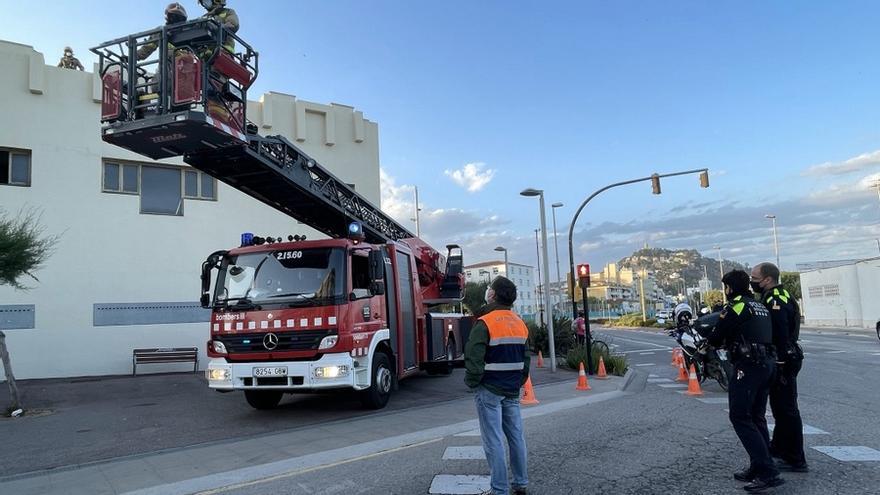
[199,0,225,11]
[165,2,188,24]
[64,46,73,54]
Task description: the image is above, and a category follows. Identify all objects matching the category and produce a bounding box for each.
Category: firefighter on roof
[57,46,84,70]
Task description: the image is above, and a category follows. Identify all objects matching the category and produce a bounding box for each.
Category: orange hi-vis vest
[478,309,529,393]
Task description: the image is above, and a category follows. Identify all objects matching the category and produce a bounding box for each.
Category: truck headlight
[314,365,348,379]
[211,341,228,355]
[318,335,338,350]
[206,368,230,381]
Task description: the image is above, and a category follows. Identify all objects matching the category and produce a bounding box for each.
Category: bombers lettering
[214,313,245,321]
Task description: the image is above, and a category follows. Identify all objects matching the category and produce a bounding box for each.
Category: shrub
[564,341,627,375]
[528,319,575,356]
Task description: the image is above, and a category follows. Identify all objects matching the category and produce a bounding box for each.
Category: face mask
[750,281,763,294]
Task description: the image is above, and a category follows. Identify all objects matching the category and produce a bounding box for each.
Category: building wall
[801,258,880,328]
[0,40,381,379]
[463,262,536,317]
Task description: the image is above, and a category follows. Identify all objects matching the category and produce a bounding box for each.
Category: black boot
[734,467,755,482]
[743,476,785,492]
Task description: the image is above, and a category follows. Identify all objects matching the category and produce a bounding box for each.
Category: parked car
[656,309,672,325]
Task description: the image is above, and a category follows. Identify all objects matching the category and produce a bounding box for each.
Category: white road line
[648,374,659,378]
[453,429,481,437]
[696,397,728,404]
[768,424,829,435]
[638,352,656,355]
[442,446,486,460]
[647,378,673,383]
[635,363,656,367]
[429,475,492,494]
[621,348,673,354]
[873,353,880,356]
[658,383,688,389]
[826,350,847,354]
[812,446,880,461]
[606,335,671,349]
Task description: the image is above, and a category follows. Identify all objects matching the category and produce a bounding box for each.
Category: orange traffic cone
[537,350,545,368]
[521,377,540,405]
[671,348,681,366]
[675,358,689,382]
[576,362,591,391]
[596,356,609,380]
[685,364,704,396]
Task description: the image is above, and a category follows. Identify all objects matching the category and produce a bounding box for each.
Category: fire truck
[91,20,471,410]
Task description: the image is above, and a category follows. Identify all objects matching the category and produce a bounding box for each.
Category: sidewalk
[0,366,637,495]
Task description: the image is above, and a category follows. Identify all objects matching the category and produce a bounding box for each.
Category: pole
[715,247,726,303]
[0,331,22,413]
[534,229,544,327]
[580,283,593,375]
[639,270,647,322]
[413,186,421,238]
[503,250,509,280]
[551,205,563,316]
[537,194,557,373]
[771,217,780,269]
[566,169,710,324]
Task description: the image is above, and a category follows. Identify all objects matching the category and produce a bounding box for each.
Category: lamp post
[523,189,557,372]
[566,169,710,324]
[410,186,421,237]
[551,202,564,315]
[765,214,780,269]
[533,228,545,328]
[494,246,509,279]
[713,245,725,303]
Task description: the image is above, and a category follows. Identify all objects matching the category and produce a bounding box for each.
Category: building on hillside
[463,260,536,319]
[0,40,382,379]
[798,257,880,329]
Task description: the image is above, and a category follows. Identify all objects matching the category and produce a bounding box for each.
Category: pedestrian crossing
[428,437,491,494]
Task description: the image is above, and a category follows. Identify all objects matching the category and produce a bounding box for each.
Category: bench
[132,347,199,375]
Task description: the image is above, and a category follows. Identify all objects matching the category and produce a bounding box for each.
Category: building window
[492,267,499,274]
[141,165,183,216]
[0,148,31,186]
[103,160,217,214]
[103,161,140,194]
[183,169,217,200]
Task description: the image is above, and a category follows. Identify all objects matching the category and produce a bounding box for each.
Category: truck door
[395,251,418,370]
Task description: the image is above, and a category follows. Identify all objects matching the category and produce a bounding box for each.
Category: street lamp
[765,214,780,269]
[551,202,564,314]
[523,188,557,372]
[532,229,545,327]
[494,246,509,280]
[566,169,710,325]
[409,186,422,237]
[713,246,725,303]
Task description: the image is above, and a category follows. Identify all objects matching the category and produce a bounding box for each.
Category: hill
[617,247,749,294]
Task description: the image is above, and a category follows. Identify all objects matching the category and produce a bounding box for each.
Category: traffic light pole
[580,283,593,375]
[566,169,709,324]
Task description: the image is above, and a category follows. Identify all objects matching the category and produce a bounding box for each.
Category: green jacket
[464,302,531,398]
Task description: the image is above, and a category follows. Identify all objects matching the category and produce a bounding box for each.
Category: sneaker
[512,486,528,495]
[743,476,785,493]
[734,467,756,482]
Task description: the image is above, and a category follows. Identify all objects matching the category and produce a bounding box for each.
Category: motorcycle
[668,311,732,391]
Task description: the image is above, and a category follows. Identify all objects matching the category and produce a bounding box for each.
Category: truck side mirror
[200,250,228,309]
[368,249,385,282]
[200,293,210,309]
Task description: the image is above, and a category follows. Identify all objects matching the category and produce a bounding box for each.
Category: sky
[3,1,880,276]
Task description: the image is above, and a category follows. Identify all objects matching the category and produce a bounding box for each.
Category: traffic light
[651,174,661,194]
[699,170,710,188]
[577,263,591,287]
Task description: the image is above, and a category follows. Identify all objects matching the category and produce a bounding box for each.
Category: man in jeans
[465,276,530,495]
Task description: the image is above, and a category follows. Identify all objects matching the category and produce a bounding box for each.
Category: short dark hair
[756,262,780,283]
[722,269,750,295]
[491,276,517,306]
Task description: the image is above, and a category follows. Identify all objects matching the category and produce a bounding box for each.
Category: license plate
[253,366,288,377]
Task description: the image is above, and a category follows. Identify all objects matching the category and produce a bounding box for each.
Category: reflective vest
[729,295,773,345]
[478,309,529,393]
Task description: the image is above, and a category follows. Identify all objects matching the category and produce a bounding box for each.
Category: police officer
[751,262,807,473]
[709,270,785,492]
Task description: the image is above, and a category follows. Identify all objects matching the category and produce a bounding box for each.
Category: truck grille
[219,330,334,353]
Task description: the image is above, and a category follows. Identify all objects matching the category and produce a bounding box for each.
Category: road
[2,327,877,494]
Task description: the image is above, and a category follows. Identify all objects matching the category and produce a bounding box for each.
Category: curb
[620,368,648,394]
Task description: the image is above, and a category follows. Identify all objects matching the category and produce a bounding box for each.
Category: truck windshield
[214,248,345,306]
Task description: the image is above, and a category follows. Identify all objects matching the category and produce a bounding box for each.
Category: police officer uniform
[762,285,807,470]
[709,291,784,491]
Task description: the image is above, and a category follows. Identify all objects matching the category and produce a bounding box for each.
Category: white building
[0,40,381,379]
[463,260,537,318]
[799,257,880,329]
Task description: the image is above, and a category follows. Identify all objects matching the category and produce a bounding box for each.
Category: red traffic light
[577,263,590,280]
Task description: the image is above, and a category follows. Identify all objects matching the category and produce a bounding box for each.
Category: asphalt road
[222,327,880,495]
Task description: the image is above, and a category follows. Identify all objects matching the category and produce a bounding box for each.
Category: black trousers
[770,358,806,465]
[728,356,779,479]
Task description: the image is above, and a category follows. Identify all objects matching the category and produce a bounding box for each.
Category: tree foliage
[703,289,725,309]
[780,272,802,301]
[0,208,60,290]
[462,281,489,315]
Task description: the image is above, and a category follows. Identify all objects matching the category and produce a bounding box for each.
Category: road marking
[648,374,659,378]
[621,348,673,354]
[607,335,671,349]
[635,363,656,367]
[768,424,828,435]
[872,353,880,356]
[696,397,728,404]
[454,429,481,437]
[429,475,492,494]
[812,446,880,461]
[648,378,673,383]
[658,383,688,389]
[442,446,486,460]
[638,352,656,355]
[826,350,847,354]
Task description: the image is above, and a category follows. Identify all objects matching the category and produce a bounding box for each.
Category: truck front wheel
[360,352,393,409]
[244,390,284,410]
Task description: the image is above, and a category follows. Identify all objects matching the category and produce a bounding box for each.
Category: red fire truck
[92,20,471,410]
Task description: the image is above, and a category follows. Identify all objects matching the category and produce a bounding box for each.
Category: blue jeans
[475,386,528,494]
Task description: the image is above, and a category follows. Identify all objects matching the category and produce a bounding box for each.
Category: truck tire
[244,390,283,410]
[361,352,392,409]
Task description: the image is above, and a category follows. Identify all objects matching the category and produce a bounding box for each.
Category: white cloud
[379,168,416,227]
[803,150,880,177]
[444,162,496,193]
